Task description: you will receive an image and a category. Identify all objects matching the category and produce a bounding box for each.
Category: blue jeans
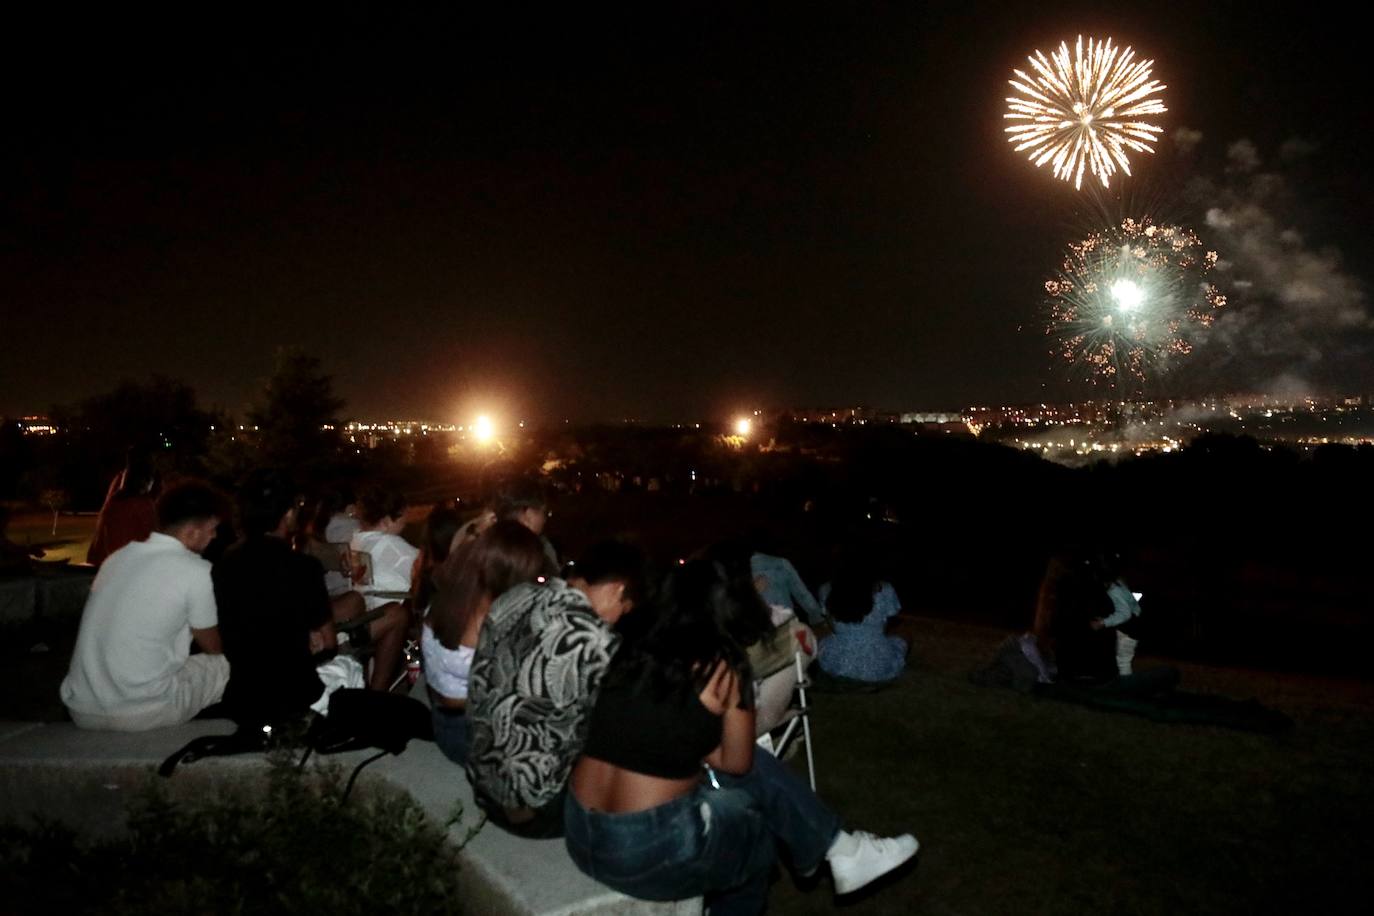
[431,705,469,765]
[563,750,841,915]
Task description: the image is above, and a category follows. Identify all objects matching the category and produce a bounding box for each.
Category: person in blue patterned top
[816,554,907,683]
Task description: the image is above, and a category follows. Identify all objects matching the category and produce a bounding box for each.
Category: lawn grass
[5,511,97,565]
[768,618,1373,915]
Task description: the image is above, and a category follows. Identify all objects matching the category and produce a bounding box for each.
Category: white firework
[1005,36,1168,189]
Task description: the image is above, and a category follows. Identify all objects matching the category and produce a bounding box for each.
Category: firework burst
[1046,218,1227,386]
[1005,36,1167,189]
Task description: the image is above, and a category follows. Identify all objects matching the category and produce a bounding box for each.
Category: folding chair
[751,623,817,791]
[342,546,412,606]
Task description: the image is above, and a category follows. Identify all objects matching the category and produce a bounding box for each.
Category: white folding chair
[752,624,818,791]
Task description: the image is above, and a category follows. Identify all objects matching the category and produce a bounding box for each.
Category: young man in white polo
[61,480,231,731]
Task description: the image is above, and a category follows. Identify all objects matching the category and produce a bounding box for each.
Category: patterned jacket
[465,578,620,810]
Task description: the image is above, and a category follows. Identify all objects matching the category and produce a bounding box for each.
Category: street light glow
[473,415,495,443]
[735,418,752,437]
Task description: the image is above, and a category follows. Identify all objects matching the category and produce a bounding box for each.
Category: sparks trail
[1005,36,1167,190]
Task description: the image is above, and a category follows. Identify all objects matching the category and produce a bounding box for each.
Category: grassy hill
[770,618,1372,915]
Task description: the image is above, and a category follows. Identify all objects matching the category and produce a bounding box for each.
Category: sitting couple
[424,524,918,913]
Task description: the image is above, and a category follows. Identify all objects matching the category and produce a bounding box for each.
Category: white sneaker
[827,830,919,895]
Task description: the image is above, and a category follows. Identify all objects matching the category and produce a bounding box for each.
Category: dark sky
[3,3,1371,422]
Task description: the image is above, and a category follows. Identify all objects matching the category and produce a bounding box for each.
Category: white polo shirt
[61,532,219,723]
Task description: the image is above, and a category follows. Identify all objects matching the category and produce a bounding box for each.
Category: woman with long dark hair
[564,552,918,914]
[423,520,548,764]
[816,551,907,683]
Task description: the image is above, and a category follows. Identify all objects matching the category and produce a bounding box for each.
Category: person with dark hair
[815,554,907,683]
[1040,547,1179,697]
[212,471,363,727]
[347,486,414,690]
[351,487,415,602]
[566,540,655,634]
[493,476,559,568]
[1088,551,1145,676]
[1037,546,1120,684]
[422,520,549,765]
[320,487,360,545]
[565,556,919,912]
[86,448,161,567]
[414,503,463,613]
[61,480,230,730]
[463,540,624,838]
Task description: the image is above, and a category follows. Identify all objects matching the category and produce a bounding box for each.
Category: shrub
[0,753,469,915]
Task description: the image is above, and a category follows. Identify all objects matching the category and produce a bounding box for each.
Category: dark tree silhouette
[47,376,215,507]
[247,349,346,472]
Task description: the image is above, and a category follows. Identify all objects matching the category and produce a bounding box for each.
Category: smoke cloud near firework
[1171,131,1374,395]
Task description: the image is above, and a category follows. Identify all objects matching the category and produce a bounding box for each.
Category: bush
[0,753,469,915]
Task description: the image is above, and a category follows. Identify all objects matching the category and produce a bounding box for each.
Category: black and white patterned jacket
[465,578,620,811]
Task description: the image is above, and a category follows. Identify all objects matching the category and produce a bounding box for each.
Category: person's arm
[702,661,755,775]
[311,620,338,655]
[188,567,221,652]
[784,561,823,623]
[303,555,338,654]
[192,625,223,654]
[1099,582,1138,629]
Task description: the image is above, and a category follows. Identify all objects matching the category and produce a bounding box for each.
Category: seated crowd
[59,473,919,912]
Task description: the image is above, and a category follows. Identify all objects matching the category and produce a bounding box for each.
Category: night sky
[4,3,1371,422]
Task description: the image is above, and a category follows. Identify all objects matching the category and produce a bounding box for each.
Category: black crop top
[581,679,723,780]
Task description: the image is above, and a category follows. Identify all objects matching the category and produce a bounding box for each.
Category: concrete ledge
[0,570,93,627]
[0,719,700,916]
[0,578,38,625]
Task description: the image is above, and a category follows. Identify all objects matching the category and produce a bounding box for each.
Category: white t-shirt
[350,529,419,610]
[421,623,475,700]
[60,532,218,723]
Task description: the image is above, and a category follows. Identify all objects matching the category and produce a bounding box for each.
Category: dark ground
[3,503,1371,914]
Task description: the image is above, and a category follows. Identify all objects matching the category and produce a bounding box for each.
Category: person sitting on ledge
[60,480,231,731]
[565,552,919,913]
[422,520,548,766]
[462,540,639,837]
[213,470,363,728]
[345,486,413,690]
[492,476,559,570]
